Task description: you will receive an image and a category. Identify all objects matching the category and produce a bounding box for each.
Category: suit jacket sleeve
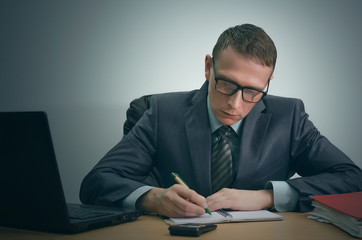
[79,96,159,206]
[284,99,362,212]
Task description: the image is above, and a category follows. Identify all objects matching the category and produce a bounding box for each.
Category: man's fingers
[170,184,208,215]
[206,189,230,211]
[141,185,209,217]
[206,189,274,212]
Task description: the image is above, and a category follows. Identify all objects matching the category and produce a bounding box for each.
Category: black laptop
[0,111,142,233]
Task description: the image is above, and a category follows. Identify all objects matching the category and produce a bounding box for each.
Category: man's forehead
[216,47,274,72]
[213,49,273,89]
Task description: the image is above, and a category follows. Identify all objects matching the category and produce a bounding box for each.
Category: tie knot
[217,125,231,138]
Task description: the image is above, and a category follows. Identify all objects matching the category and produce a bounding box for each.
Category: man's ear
[269,74,274,81]
[205,54,212,81]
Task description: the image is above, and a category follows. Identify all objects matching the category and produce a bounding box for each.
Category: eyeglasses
[212,58,270,103]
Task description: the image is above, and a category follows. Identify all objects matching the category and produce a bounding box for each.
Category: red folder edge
[311,192,362,220]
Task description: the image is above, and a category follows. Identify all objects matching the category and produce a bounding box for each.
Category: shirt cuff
[122,186,154,209]
[265,181,298,212]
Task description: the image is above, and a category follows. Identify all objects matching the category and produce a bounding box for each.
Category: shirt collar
[207,95,242,135]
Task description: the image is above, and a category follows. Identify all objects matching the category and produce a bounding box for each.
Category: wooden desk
[0,212,357,240]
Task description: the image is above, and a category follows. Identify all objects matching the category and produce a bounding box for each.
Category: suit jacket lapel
[184,82,212,196]
[234,100,271,189]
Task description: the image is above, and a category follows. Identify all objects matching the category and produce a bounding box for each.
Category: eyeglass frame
[212,57,270,103]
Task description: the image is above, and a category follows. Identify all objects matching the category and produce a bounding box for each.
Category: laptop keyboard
[68,206,113,220]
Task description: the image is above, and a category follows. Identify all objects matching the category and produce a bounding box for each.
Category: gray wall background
[1,0,361,203]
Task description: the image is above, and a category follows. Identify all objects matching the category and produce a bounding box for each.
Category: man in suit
[80,24,362,217]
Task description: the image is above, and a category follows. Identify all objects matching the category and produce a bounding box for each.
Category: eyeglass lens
[216,80,265,103]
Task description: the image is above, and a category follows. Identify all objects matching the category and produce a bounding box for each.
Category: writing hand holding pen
[171,172,211,215]
[137,174,210,218]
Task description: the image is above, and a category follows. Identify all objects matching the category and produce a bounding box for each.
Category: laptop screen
[0,112,71,230]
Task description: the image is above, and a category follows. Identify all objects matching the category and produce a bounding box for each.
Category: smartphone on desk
[168,223,217,237]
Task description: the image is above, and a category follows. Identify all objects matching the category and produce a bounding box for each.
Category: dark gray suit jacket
[80,81,362,212]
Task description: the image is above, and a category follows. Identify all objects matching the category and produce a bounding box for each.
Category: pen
[171,172,212,215]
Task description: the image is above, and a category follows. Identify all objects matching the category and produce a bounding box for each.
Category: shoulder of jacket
[262,95,305,112]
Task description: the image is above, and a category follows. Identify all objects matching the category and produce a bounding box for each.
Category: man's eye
[219,81,236,90]
[243,88,259,96]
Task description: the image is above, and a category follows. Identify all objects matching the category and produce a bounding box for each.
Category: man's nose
[227,90,243,108]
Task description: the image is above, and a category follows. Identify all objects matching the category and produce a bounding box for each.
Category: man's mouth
[222,111,236,117]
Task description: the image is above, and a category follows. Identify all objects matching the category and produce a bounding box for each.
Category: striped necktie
[211,125,233,193]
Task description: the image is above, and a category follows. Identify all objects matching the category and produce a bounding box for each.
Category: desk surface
[0,212,357,240]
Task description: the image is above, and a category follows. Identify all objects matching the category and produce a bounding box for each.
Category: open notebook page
[166,210,283,225]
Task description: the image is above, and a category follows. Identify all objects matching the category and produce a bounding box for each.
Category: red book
[311,192,362,219]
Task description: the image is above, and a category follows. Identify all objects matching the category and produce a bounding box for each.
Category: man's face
[205,47,274,126]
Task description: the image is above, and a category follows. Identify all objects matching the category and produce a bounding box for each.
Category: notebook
[165,210,283,225]
[0,111,142,233]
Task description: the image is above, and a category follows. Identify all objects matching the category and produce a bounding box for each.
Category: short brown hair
[212,24,277,69]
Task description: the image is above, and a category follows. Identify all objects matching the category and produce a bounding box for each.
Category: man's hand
[206,188,274,212]
[138,184,208,217]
